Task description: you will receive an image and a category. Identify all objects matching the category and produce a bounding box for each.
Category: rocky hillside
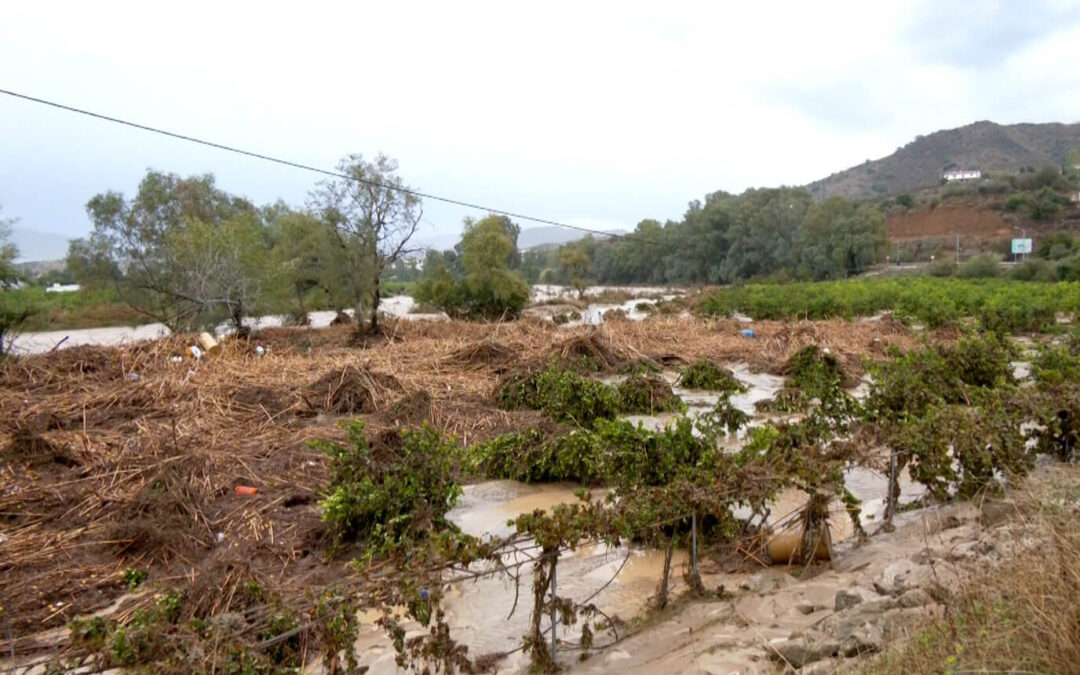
[809,121,1080,199]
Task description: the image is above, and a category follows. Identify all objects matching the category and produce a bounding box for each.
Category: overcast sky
[2,0,1079,254]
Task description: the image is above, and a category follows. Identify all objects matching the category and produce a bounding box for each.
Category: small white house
[943,169,982,182]
[45,283,80,293]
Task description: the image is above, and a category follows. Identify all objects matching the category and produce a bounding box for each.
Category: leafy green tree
[166,214,281,332]
[309,154,422,332]
[76,170,259,330]
[720,187,811,281]
[267,206,352,320]
[560,243,591,298]
[0,206,29,356]
[797,197,887,279]
[0,206,18,283]
[415,215,529,318]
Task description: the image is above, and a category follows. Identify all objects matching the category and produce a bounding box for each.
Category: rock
[946,541,979,562]
[897,588,933,608]
[873,560,939,596]
[980,499,1015,527]
[834,589,863,611]
[839,622,883,657]
[800,659,841,675]
[795,601,816,615]
[881,605,944,638]
[768,635,840,668]
[854,598,898,616]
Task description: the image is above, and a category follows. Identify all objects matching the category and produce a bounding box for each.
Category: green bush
[677,359,747,393]
[467,417,716,487]
[1008,259,1056,282]
[926,258,957,277]
[895,393,1032,499]
[314,421,462,555]
[615,375,685,414]
[867,335,1015,421]
[498,366,621,425]
[956,253,1001,279]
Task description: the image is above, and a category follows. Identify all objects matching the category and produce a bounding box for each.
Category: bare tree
[310,154,422,332]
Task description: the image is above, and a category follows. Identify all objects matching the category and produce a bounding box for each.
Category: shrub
[956,253,1001,279]
[1004,193,1028,212]
[314,421,462,554]
[677,359,747,393]
[497,366,620,425]
[926,258,957,277]
[615,375,685,414]
[867,335,1015,420]
[895,393,1032,499]
[1008,259,1056,282]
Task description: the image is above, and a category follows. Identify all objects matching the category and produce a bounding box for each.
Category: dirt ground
[0,315,918,663]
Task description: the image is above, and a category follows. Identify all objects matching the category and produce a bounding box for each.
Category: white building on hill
[942,169,981,182]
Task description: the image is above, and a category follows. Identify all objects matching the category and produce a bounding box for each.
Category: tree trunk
[369,272,381,333]
[231,303,244,333]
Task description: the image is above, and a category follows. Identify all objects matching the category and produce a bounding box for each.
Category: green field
[694,277,1080,333]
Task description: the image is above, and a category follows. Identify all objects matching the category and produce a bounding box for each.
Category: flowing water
[10,295,439,355]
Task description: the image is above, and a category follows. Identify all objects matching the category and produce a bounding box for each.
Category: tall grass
[695,278,1080,332]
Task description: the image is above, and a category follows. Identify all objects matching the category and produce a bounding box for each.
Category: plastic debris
[234,485,258,496]
[189,345,203,360]
[255,345,266,357]
[170,355,183,364]
[740,329,756,338]
[216,532,225,543]
[128,372,140,382]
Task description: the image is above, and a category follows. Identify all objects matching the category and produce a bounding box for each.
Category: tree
[415,215,530,319]
[76,170,260,330]
[720,188,812,281]
[310,154,422,333]
[267,206,351,321]
[560,243,591,299]
[0,206,28,356]
[797,197,887,280]
[0,206,17,284]
[166,214,280,332]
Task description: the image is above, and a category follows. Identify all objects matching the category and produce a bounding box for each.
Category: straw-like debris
[306,365,402,414]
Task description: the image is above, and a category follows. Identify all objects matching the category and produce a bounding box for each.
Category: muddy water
[352,481,686,673]
[11,295,439,355]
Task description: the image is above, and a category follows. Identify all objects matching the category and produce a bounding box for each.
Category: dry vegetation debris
[0,315,918,661]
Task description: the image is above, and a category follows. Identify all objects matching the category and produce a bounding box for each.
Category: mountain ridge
[808,120,1080,199]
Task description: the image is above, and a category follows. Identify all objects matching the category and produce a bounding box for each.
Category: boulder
[768,635,840,668]
[980,499,1016,527]
[834,589,864,611]
[897,588,933,608]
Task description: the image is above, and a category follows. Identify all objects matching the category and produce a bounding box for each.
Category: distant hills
[808,121,1080,199]
[10,226,71,263]
[517,225,625,250]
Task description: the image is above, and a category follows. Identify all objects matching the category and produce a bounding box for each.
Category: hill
[517,225,625,250]
[809,121,1080,199]
[10,226,72,263]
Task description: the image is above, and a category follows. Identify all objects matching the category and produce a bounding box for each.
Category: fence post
[691,510,698,578]
[550,554,557,666]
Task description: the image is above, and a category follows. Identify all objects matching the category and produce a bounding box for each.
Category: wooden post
[550,555,557,666]
[691,510,698,578]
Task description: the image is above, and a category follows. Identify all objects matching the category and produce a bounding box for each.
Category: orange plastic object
[234,485,258,496]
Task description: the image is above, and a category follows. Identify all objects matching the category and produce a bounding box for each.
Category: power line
[0,87,633,241]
